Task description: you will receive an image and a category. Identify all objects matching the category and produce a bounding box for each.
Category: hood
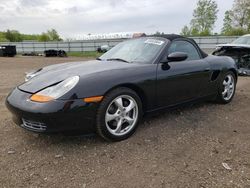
[216,43,250,48]
[18,60,137,93]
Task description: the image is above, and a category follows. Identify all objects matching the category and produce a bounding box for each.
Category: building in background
[80,32,146,40]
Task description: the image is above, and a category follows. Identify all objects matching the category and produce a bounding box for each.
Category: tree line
[0,29,62,42]
[180,0,250,36]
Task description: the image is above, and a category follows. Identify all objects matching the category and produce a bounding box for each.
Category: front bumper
[5,88,98,133]
[238,68,250,76]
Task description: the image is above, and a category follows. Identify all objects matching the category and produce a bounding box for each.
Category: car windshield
[99,38,166,63]
[232,35,250,45]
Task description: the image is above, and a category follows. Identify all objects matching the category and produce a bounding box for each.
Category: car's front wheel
[96,87,142,141]
[217,71,236,104]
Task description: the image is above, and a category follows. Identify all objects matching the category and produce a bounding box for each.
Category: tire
[216,71,236,104]
[96,87,143,141]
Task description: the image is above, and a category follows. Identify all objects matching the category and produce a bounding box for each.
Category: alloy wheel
[222,74,235,101]
[105,95,138,136]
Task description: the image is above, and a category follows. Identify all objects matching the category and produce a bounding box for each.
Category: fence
[0,36,239,54]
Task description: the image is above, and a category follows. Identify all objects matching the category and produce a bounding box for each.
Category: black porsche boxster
[6,35,238,141]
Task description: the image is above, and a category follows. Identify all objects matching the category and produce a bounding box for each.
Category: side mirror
[167,52,188,62]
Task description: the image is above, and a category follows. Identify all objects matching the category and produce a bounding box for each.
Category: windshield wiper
[106,58,130,63]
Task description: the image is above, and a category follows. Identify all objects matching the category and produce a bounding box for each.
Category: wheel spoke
[223,80,228,86]
[114,98,124,110]
[125,99,135,113]
[106,112,119,122]
[227,76,232,84]
[114,119,123,133]
[222,89,227,97]
[124,116,134,125]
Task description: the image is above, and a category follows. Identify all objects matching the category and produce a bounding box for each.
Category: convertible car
[6,35,237,141]
[213,34,250,76]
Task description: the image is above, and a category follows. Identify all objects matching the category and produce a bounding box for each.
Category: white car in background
[97,45,111,53]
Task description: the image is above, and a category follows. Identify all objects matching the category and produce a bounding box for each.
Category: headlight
[30,76,79,102]
[25,68,42,82]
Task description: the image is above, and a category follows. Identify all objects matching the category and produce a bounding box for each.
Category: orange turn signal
[83,96,103,103]
[30,94,54,103]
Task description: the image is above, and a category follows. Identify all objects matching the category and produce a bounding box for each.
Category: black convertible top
[148,34,208,58]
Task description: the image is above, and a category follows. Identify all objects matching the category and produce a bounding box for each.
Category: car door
[156,40,211,108]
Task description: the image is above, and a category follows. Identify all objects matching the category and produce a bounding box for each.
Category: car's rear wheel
[216,71,236,104]
[96,87,142,141]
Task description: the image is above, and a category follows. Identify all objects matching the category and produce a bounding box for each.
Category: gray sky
[0,0,234,39]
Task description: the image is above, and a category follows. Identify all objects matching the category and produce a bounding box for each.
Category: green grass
[67,51,104,58]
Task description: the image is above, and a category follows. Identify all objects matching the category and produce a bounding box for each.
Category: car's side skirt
[144,94,217,115]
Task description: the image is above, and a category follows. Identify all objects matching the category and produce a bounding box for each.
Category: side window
[168,40,201,61]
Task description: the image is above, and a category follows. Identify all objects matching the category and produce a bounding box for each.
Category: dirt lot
[0,56,250,188]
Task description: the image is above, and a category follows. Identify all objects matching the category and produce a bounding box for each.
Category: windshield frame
[99,37,169,64]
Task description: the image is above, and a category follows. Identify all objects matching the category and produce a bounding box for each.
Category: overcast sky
[0,0,234,39]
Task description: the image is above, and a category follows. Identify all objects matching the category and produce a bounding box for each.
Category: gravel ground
[0,56,249,188]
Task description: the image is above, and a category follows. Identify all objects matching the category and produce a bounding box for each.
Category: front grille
[21,118,47,132]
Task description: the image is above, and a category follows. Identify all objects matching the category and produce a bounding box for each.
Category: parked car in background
[44,49,67,57]
[97,45,111,53]
[0,45,16,57]
[213,34,250,76]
